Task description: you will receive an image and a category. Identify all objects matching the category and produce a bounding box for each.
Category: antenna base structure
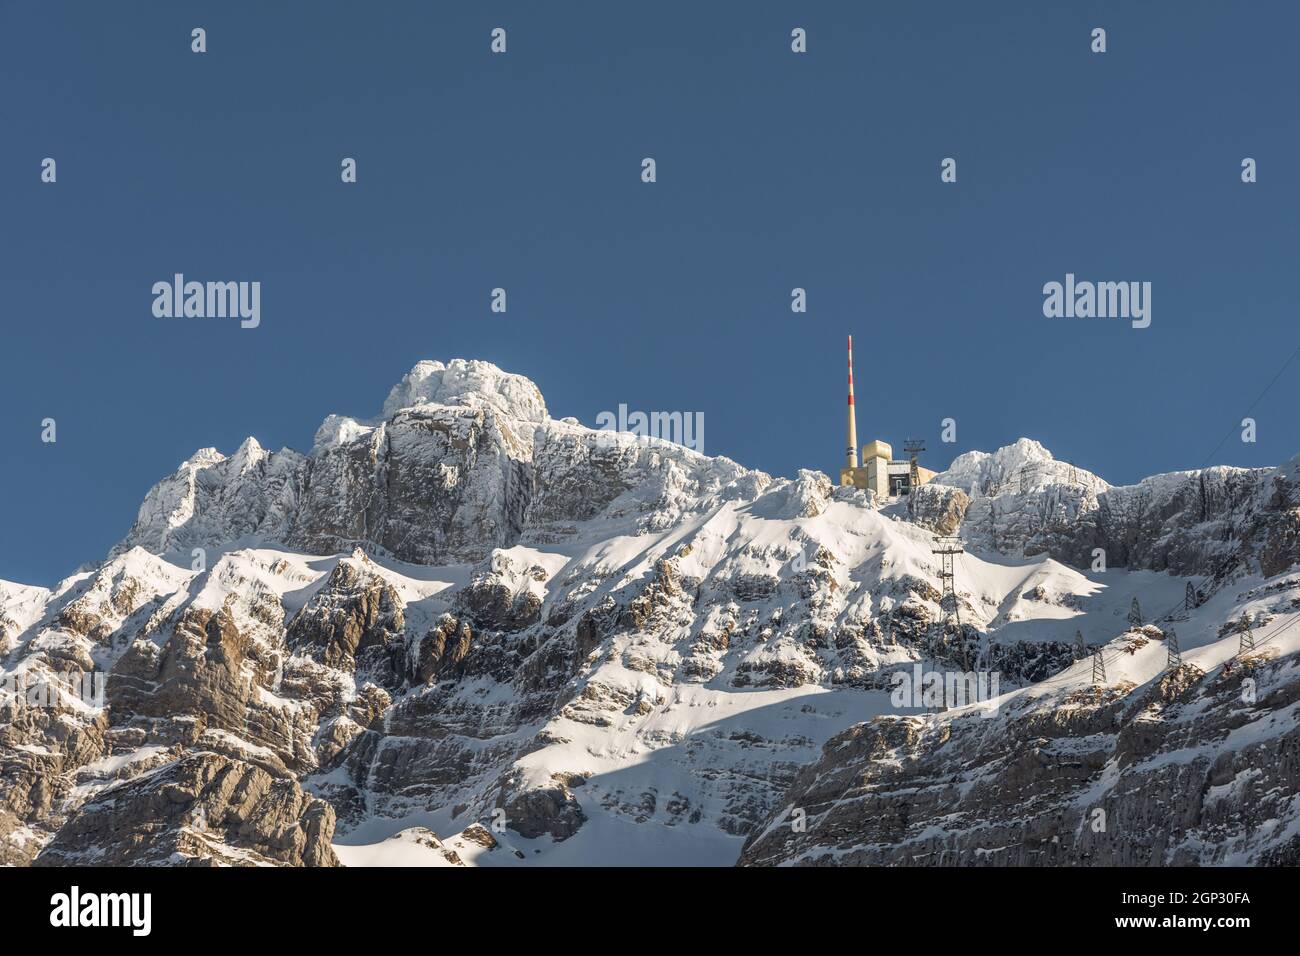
[903,438,925,507]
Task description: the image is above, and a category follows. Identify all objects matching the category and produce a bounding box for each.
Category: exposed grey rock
[907,483,970,535]
[35,752,338,867]
[498,772,586,840]
[739,652,1300,866]
[454,553,546,633]
[286,556,405,684]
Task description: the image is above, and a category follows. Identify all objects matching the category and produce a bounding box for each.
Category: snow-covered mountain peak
[381,358,549,423]
[180,446,227,471]
[229,436,269,473]
[934,437,1108,497]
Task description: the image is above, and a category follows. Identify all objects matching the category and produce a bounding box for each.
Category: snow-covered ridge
[110,358,1297,585]
[6,356,1300,868]
[112,358,766,566]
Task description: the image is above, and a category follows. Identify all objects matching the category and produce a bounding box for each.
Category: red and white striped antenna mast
[845,335,858,471]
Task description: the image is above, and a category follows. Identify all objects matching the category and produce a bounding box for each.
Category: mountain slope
[738,576,1300,866]
[3,359,1298,866]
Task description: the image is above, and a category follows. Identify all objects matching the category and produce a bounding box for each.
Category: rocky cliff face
[931,438,1300,578]
[36,753,338,867]
[739,603,1300,866]
[3,359,1298,866]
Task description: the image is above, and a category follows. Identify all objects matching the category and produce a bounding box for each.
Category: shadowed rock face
[454,554,546,633]
[497,773,586,840]
[738,652,1300,867]
[409,615,474,685]
[35,753,338,867]
[112,607,253,725]
[287,559,406,683]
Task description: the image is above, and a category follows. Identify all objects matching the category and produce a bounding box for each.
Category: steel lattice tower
[1092,648,1107,685]
[1238,613,1257,655]
[931,536,971,675]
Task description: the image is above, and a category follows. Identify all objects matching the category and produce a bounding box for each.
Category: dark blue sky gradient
[3,1,1298,584]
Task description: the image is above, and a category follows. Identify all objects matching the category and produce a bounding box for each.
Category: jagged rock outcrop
[455,553,547,633]
[286,555,406,683]
[907,482,970,535]
[408,614,474,685]
[497,772,587,840]
[35,753,338,867]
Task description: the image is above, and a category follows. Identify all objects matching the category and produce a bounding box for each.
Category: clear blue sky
[3,1,1298,586]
